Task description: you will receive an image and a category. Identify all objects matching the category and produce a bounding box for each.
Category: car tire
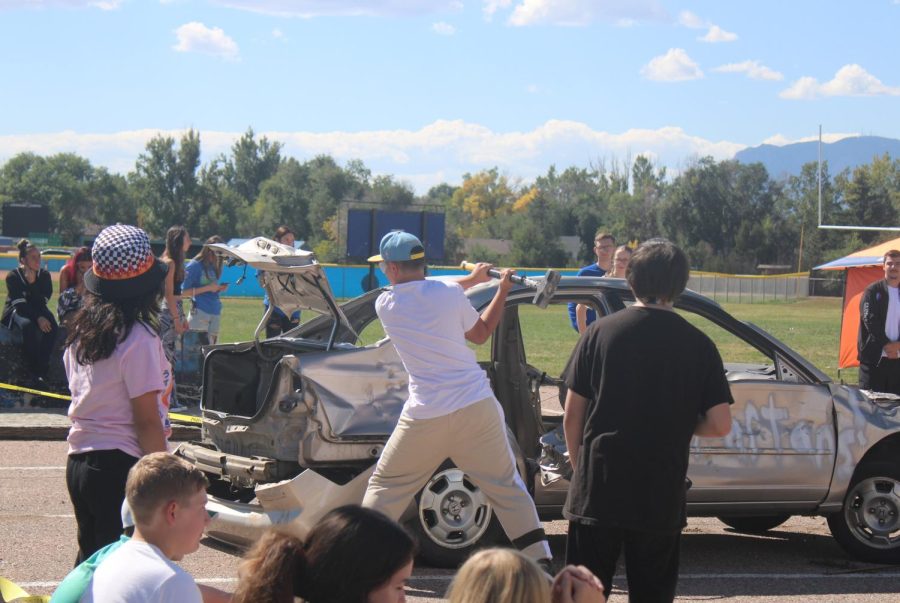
[717,515,791,533]
[408,463,507,568]
[827,460,900,563]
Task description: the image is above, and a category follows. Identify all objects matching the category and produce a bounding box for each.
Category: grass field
[217,295,851,383]
[5,275,851,384]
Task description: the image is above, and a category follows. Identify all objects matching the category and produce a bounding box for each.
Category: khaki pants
[362,397,551,560]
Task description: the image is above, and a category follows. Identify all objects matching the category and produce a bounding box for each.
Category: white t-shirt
[80,539,202,603]
[376,279,495,419]
[885,285,900,347]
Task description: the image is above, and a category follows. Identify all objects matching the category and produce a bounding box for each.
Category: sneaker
[169,400,188,413]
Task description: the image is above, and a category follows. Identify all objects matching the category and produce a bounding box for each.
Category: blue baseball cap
[367,231,426,263]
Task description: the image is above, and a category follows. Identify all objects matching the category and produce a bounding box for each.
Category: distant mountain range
[734,135,900,180]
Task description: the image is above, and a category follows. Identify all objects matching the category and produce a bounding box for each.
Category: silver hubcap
[845,476,900,549]
[417,469,492,549]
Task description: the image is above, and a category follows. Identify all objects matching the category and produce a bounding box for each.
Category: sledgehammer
[460,261,561,309]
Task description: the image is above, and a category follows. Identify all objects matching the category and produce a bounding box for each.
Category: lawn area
[3,273,851,384]
[214,295,850,384]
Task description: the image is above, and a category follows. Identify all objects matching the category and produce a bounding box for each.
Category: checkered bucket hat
[84,224,167,301]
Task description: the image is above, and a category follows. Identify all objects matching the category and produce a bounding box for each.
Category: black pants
[858,358,900,395]
[10,310,58,379]
[567,521,681,603]
[66,449,138,565]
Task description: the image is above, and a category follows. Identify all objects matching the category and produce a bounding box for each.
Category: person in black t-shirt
[562,238,733,603]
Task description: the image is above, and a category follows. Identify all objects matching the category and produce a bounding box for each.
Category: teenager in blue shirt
[184,236,229,345]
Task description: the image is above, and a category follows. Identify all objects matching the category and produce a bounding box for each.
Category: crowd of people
[0,224,745,602]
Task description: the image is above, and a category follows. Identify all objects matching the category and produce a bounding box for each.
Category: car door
[681,310,836,511]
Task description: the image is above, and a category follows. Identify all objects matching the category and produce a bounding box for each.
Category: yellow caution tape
[0,382,202,425]
[168,412,203,425]
[0,381,72,401]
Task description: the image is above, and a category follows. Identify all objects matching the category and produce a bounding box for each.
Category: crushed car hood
[210,237,342,320]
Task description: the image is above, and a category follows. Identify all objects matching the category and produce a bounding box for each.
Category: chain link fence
[688,273,814,303]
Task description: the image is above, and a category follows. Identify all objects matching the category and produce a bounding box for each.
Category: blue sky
[1,0,898,191]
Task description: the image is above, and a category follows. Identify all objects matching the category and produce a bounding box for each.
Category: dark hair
[16,238,38,263]
[232,531,305,603]
[65,287,162,364]
[884,250,900,263]
[274,225,294,244]
[60,246,92,289]
[233,505,415,603]
[165,226,188,284]
[626,238,689,304]
[194,235,224,281]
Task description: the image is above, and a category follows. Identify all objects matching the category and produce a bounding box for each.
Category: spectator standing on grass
[447,548,606,603]
[563,239,733,602]
[857,249,900,395]
[184,236,228,345]
[262,225,301,338]
[57,246,92,324]
[574,245,632,330]
[81,453,211,603]
[361,231,552,565]
[568,231,616,333]
[232,505,414,603]
[1,238,58,385]
[64,224,171,564]
[159,225,191,412]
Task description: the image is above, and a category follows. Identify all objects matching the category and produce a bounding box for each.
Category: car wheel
[717,515,791,533]
[410,466,505,568]
[827,461,900,563]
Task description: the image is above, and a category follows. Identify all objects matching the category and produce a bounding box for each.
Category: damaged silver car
[176,237,900,566]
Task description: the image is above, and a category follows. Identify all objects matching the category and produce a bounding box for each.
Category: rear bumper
[200,464,376,548]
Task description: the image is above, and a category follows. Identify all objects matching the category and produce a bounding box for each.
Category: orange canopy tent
[815,238,900,369]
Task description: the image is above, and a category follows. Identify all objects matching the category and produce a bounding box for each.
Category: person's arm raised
[465,268,513,345]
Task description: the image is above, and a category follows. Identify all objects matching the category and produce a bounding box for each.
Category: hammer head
[532,269,561,309]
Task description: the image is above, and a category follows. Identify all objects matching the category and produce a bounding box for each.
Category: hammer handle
[460,261,536,287]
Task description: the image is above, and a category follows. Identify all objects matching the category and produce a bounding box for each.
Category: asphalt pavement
[1,439,900,601]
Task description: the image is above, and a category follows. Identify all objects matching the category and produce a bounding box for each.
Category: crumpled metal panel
[209,238,341,318]
[299,338,408,438]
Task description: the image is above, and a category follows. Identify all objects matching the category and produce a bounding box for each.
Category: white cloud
[641,48,703,82]
[173,22,240,61]
[209,0,458,18]
[677,10,704,29]
[762,132,859,146]
[700,24,737,43]
[503,0,668,27]
[713,60,783,81]
[483,0,512,20]
[432,21,455,35]
[780,64,900,99]
[271,28,285,39]
[677,10,736,42]
[0,122,747,193]
[526,83,539,94]
[0,0,123,8]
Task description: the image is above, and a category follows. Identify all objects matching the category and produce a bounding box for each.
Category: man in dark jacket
[857,250,900,394]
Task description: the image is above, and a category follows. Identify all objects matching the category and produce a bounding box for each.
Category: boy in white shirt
[81,453,211,603]
[361,231,551,564]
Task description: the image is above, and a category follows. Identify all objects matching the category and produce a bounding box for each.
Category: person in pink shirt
[64,224,171,565]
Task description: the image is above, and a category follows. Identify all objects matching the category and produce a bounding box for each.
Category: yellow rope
[0,382,202,425]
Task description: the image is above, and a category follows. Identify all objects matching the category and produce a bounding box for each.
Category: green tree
[224,127,283,206]
[130,130,202,236]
